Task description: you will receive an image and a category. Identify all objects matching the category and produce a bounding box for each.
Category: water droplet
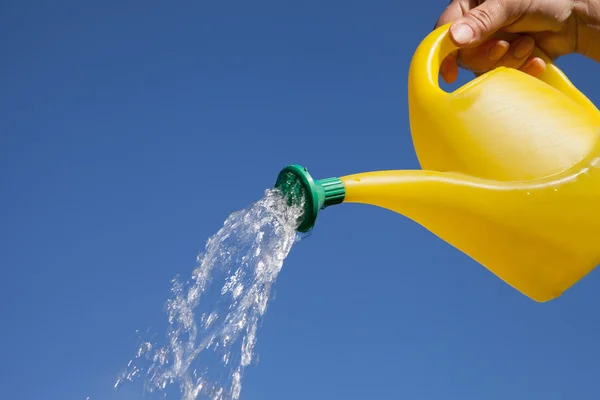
[115,188,304,399]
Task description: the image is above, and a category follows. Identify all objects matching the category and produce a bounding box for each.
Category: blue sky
[2,1,600,399]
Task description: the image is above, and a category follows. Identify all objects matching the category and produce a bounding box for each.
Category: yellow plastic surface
[339,24,600,302]
[408,24,600,181]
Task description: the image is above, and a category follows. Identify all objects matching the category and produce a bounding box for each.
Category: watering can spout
[274,164,345,232]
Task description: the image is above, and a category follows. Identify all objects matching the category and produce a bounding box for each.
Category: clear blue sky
[3,1,600,399]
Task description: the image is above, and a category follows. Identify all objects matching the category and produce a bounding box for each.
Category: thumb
[449,0,520,46]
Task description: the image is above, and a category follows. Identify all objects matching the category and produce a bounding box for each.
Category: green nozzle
[274,164,345,232]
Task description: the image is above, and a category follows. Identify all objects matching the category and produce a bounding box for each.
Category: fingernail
[450,24,474,45]
[514,37,534,59]
[488,41,509,61]
[440,57,458,84]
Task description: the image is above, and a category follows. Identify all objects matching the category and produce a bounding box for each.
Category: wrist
[574,0,600,62]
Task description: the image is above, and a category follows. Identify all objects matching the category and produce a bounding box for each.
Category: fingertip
[450,23,475,46]
[488,40,510,61]
[521,57,546,77]
[441,57,459,84]
[513,36,536,59]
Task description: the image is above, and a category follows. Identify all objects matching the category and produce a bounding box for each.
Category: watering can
[274,23,600,302]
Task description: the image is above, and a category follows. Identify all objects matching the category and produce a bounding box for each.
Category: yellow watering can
[274,23,600,302]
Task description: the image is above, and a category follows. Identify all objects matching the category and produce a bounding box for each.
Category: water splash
[115,187,306,399]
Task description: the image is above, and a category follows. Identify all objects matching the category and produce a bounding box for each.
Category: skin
[434,0,600,84]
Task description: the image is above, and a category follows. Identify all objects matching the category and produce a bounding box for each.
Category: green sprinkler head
[274,164,346,232]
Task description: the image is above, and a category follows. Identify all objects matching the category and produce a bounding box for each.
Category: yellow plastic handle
[408,23,459,101]
[411,23,599,115]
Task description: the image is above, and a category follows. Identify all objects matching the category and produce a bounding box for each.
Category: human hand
[434,0,595,84]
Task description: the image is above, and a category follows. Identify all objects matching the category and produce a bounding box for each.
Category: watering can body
[276,24,600,302]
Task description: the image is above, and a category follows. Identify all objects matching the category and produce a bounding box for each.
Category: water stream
[114,186,306,399]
